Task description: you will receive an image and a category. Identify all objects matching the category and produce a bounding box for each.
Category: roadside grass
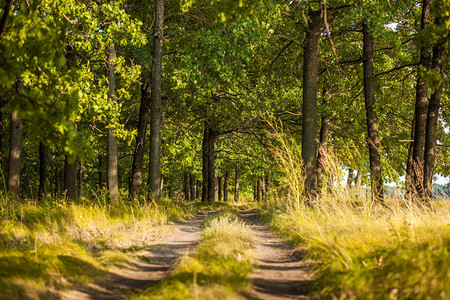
[0,195,217,299]
[134,210,253,300]
[259,193,450,299]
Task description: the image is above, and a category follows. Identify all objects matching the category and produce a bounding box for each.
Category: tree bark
[347,168,354,188]
[223,171,229,202]
[202,127,208,202]
[363,22,384,201]
[196,179,201,199]
[184,172,189,201]
[106,43,119,203]
[234,166,240,201]
[64,45,78,202]
[78,165,84,198]
[218,176,222,201]
[148,0,164,201]
[207,128,217,202]
[38,143,46,200]
[8,109,22,199]
[256,179,261,201]
[59,169,64,196]
[98,155,103,190]
[130,82,150,200]
[423,41,446,200]
[64,156,77,201]
[302,9,322,196]
[54,164,58,198]
[409,0,433,197]
[190,174,196,201]
[265,174,270,200]
[316,97,331,193]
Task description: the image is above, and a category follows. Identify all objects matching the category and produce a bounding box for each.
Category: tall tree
[148,0,164,200]
[409,0,433,196]
[362,22,383,201]
[302,9,322,196]
[38,143,46,200]
[423,39,447,200]
[64,45,78,201]
[7,108,22,199]
[106,43,119,203]
[130,82,150,200]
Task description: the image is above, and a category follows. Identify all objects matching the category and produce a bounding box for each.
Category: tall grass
[263,118,450,299]
[0,195,196,299]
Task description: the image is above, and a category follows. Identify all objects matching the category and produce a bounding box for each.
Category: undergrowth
[135,210,253,300]
[259,194,450,299]
[0,196,209,299]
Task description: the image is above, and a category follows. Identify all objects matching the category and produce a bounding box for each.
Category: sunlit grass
[135,211,253,300]
[0,195,198,299]
[260,194,450,299]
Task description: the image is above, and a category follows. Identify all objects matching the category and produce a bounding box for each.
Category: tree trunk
[38,142,46,200]
[196,179,201,199]
[302,9,322,196]
[223,171,229,202]
[130,82,150,200]
[202,128,208,202]
[218,176,222,201]
[184,172,189,201]
[316,99,331,193]
[98,155,103,190]
[256,179,261,201]
[363,22,384,201]
[410,0,433,197]
[64,156,77,201]
[355,170,363,190]
[253,185,257,201]
[234,166,240,201]
[54,165,58,198]
[207,128,217,202]
[8,109,22,199]
[423,41,446,200]
[59,169,64,196]
[106,43,119,203]
[190,174,196,201]
[78,165,84,198]
[148,0,164,201]
[265,174,270,200]
[405,120,415,198]
[347,168,354,188]
[261,178,265,201]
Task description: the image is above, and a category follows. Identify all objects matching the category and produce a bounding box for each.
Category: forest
[0,0,449,299]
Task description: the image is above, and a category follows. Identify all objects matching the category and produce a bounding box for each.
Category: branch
[0,0,13,40]
[262,41,294,106]
[270,34,303,47]
[374,63,419,78]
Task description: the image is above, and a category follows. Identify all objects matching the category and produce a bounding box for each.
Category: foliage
[260,196,450,299]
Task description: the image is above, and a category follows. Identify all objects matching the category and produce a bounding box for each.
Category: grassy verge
[260,196,450,299]
[134,209,253,300]
[0,196,217,299]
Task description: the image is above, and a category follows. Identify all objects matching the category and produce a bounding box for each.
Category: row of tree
[0,0,448,203]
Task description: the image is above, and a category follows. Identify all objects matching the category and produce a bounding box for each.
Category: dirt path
[239,209,314,300]
[59,211,211,300]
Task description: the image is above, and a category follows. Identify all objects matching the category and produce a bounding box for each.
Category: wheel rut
[239,209,314,300]
[59,211,212,300]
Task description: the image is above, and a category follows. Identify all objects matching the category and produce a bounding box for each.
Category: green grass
[260,195,450,299]
[0,196,203,299]
[134,210,254,300]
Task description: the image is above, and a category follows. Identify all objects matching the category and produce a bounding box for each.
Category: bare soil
[239,209,314,300]
[58,211,211,300]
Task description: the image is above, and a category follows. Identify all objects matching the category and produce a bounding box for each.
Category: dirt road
[240,209,314,300]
